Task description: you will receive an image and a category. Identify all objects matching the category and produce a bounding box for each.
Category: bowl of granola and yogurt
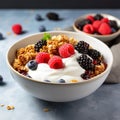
[6,31,113,102]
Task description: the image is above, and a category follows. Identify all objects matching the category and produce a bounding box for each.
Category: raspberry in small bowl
[73,13,120,42]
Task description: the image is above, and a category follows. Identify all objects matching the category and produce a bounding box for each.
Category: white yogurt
[27,51,85,83]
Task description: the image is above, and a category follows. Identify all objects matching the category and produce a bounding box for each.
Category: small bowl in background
[73,13,120,43]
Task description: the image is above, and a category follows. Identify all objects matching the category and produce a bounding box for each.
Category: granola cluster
[12,45,37,73]
[12,33,107,81]
[12,34,77,73]
[40,35,77,55]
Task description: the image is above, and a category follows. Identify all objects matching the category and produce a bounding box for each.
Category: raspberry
[59,43,75,58]
[92,20,102,31]
[101,18,109,23]
[48,56,64,69]
[12,24,22,34]
[86,15,94,23]
[83,24,94,34]
[35,52,50,63]
[98,22,112,35]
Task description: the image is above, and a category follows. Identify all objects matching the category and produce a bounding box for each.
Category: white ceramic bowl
[6,31,113,102]
[73,13,120,43]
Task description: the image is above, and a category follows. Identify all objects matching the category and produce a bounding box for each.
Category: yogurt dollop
[27,51,85,83]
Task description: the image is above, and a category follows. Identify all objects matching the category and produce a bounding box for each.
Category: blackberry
[94,14,103,20]
[81,72,90,80]
[34,40,47,52]
[111,27,117,33]
[77,54,95,71]
[75,41,89,54]
[109,20,119,31]
[88,49,101,60]
[46,12,59,20]
[77,19,91,30]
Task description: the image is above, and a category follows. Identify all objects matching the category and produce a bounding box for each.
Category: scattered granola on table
[6,105,15,110]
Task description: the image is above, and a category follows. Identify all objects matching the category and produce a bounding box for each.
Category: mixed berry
[12,24,23,34]
[76,14,120,35]
[75,41,89,54]
[0,75,3,84]
[46,12,60,21]
[29,43,75,70]
[0,33,4,40]
[75,40,106,79]
[13,33,107,83]
[34,39,47,52]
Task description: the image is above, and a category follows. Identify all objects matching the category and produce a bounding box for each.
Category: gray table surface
[0,9,120,120]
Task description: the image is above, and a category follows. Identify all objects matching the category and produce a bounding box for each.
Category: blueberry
[39,25,46,32]
[109,20,119,30]
[111,27,117,33]
[0,75,3,83]
[44,80,51,82]
[35,14,43,21]
[0,33,3,40]
[81,73,90,80]
[26,74,32,78]
[59,79,65,83]
[27,60,38,70]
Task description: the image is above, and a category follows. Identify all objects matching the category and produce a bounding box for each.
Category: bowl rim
[6,31,113,86]
[73,13,120,37]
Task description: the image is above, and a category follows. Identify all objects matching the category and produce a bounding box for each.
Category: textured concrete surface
[0,9,120,120]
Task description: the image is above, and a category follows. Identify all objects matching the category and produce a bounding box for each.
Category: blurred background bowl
[73,13,120,43]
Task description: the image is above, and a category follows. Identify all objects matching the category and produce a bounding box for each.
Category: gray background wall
[0,0,120,9]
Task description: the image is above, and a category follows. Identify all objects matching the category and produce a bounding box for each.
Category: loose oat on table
[7,105,15,110]
[43,108,50,112]
[0,104,5,107]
